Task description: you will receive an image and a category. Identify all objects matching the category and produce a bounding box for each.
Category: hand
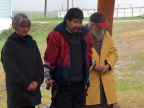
[27,81,38,91]
[27,83,34,91]
[101,64,109,74]
[94,65,104,73]
[46,79,54,88]
[31,81,38,90]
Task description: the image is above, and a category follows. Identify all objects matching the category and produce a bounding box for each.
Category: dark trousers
[52,82,86,108]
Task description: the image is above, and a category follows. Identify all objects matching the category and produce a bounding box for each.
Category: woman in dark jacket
[1,13,44,108]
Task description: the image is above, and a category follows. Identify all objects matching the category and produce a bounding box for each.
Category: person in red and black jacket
[44,8,93,108]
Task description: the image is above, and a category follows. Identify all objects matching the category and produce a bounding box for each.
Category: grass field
[112,20,144,108]
[0,17,144,108]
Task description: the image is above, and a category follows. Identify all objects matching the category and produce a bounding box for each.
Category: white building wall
[0,0,12,34]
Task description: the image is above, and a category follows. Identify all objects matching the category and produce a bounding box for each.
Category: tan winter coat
[86,31,118,105]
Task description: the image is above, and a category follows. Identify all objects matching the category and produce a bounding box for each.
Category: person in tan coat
[85,12,118,108]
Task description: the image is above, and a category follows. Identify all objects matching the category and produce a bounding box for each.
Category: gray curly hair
[12,13,31,31]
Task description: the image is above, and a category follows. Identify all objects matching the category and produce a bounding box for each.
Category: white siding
[0,0,12,33]
[0,0,12,18]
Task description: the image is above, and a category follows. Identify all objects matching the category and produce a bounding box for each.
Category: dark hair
[64,8,84,22]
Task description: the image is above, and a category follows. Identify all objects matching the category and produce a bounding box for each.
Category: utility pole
[72,0,73,8]
[62,4,64,11]
[44,0,47,18]
[67,0,69,11]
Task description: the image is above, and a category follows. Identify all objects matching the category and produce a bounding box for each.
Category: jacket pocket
[55,60,71,84]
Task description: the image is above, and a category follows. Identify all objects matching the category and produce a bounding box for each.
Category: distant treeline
[12,11,58,19]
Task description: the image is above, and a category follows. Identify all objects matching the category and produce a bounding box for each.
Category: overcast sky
[12,0,144,11]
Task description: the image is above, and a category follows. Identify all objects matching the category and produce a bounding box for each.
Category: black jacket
[1,32,44,108]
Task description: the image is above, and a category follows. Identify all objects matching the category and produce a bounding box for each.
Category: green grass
[32,17,64,22]
[112,20,144,107]
[116,76,144,92]
[0,87,7,108]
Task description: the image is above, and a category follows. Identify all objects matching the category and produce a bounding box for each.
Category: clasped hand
[94,64,109,74]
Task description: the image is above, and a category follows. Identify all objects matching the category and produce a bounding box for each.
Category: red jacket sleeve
[44,30,60,79]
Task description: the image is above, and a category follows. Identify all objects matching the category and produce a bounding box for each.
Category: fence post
[140,7,141,15]
[124,8,125,17]
[132,8,133,17]
[117,8,118,18]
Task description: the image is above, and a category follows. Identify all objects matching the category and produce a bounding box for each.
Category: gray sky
[12,0,144,11]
